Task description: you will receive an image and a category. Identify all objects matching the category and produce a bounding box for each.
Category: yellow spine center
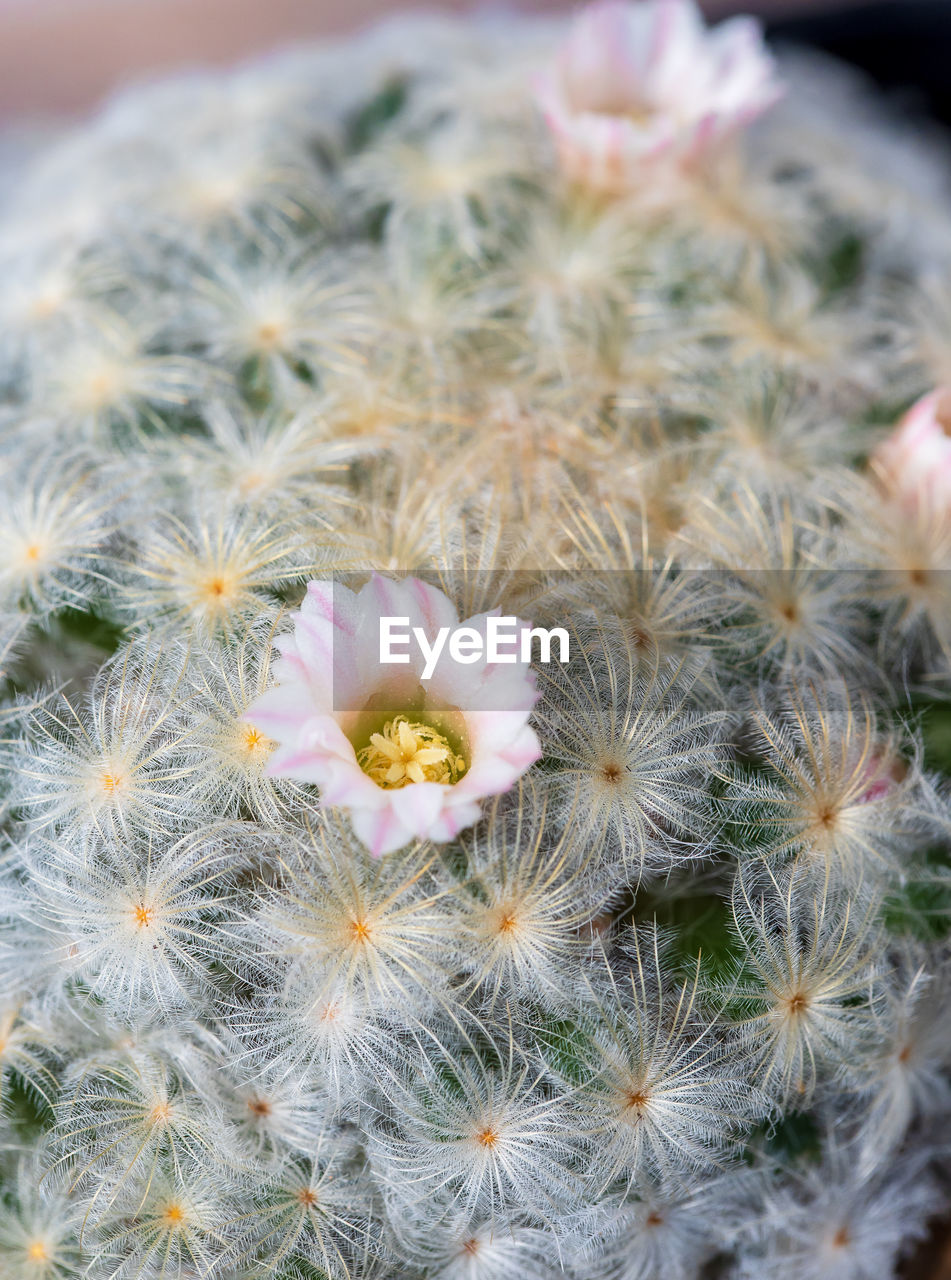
[349,919,372,943]
[241,723,274,756]
[133,904,154,929]
[622,1088,650,1118]
[149,1101,172,1125]
[784,990,810,1017]
[357,716,466,789]
[255,320,286,350]
[496,912,519,936]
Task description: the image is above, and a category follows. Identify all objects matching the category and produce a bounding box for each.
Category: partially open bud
[535,0,782,193]
[873,388,951,519]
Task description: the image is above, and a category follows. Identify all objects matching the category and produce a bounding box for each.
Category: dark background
[771,1,951,126]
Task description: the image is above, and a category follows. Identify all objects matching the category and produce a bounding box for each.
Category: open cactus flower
[535,0,783,192]
[247,576,541,855]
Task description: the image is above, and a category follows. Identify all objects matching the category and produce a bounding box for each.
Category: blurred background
[0,0,948,127]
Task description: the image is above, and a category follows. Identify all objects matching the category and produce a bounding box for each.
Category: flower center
[357,715,467,789]
[564,71,655,122]
[27,1241,48,1262]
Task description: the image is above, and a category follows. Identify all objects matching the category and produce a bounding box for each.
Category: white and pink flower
[246,576,542,856]
[535,0,782,192]
[874,388,951,519]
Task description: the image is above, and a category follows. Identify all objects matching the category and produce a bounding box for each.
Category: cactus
[1,3,950,1277]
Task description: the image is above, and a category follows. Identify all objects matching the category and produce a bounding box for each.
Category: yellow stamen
[162,1204,185,1225]
[357,715,466,789]
[27,1241,48,1262]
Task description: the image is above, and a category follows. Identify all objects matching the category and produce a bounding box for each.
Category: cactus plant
[1,2,950,1277]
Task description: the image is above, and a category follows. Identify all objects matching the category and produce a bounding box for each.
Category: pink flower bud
[874,389,951,519]
[535,0,782,193]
